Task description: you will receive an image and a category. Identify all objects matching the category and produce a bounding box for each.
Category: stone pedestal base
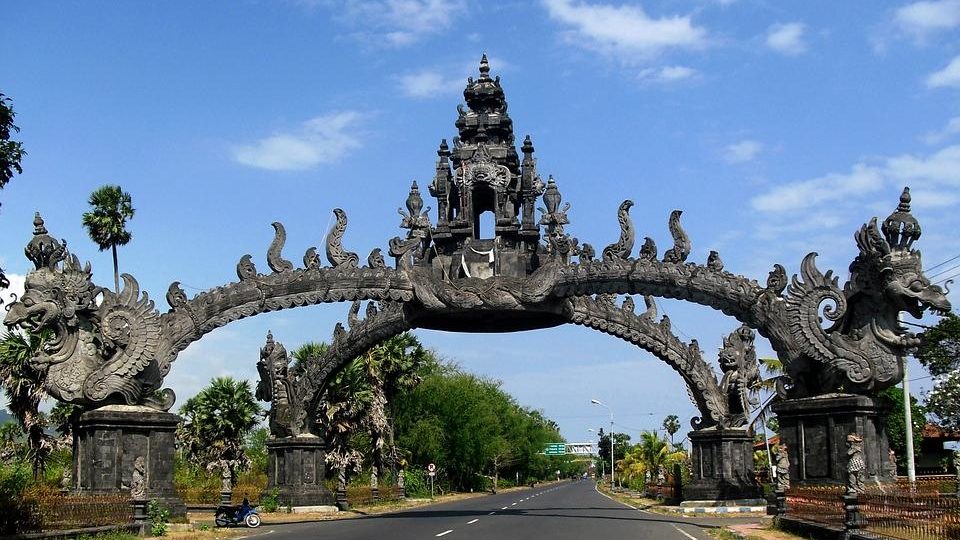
[684,428,760,501]
[266,436,335,507]
[75,405,186,517]
[773,394,894,487]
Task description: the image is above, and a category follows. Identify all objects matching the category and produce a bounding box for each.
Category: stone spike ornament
[267,222,294,273]
[602,200,635,261]
[325,208,360,268]
[662,210,691,263]
[3,51,950,414]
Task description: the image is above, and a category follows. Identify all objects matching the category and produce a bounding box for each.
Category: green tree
[49,402,82,441]
[81,185,135,294]
[177,377,262,483]
[917,312,960,431]
[662,415,680,445]
[0,93,25,197]
[876,387,924,472]
[0,331,50,479]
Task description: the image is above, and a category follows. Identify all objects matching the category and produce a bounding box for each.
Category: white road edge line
[436,530,454,537]
[468,518,479,524]
[673,525,699,540]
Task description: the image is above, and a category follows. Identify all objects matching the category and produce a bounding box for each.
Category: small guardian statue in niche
[131,456,146,499]
[846,434,866,495]
[775,444,790,492]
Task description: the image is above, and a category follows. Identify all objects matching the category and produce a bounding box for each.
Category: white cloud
[1,273,25,307]
[337,0,467,46]
[399,70,468,99]
[751,144,960,214]
[724,139,763,164]
[766,22,807,55]
[927,55,960,88]
[397,56,511,99]
[923,116,960,144]
[232,111,364,171]
[637,65,698,84]
[751,164,884,213]
[541,0,706,60]
[895,0,960,39]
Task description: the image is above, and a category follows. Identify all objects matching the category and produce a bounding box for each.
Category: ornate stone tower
[426,55,546,279]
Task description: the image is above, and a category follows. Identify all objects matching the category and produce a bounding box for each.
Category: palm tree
[292,341,327,375]
[0,330,50,479]
[81,185,134,293]
[661,415,680,446]
[176,377,262,484]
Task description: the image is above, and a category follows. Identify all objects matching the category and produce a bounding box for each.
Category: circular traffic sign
[428,463,436,472]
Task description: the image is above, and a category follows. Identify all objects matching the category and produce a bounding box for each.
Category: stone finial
[25,212,66,270]
[479,53,490,78]
[882,186,921,249]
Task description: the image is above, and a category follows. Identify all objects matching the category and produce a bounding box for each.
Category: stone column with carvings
[265,435,336,508]
[75,405,186,517]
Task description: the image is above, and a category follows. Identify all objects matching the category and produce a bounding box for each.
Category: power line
[928,262,960,280]
[926,253,960,272]
[935,272,960,285]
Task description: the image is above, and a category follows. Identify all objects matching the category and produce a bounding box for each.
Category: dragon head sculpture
[783,188,951,396]
[844,188,952,348]
[3,214,173,410]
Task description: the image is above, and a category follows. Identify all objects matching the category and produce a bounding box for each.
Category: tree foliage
[176,377,262,479]
[662,415,680,444]
[0,331,50,479]
[0,93,25,196]
[81,184,134,293]
[876,386,924,472]
[392,362,574,491]
[917,312,960,431]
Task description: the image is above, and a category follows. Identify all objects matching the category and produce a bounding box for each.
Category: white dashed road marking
[436,530,453,537]
[467,519,479,524]
[673,525,698,540]
[502,506,508,510]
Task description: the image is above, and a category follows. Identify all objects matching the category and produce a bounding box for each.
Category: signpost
[544,443,565,456]
[428,463,436,498]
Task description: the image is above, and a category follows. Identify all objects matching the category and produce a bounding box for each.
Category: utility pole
[592,399,615,490]
[903,361,916,485]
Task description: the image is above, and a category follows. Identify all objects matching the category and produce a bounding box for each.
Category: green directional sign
[544,443,566,455]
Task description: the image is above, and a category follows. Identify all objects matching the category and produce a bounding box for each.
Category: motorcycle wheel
[214,513,230,527]
[245,513,262,528]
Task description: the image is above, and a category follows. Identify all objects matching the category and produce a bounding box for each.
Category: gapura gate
[4,57,951,511]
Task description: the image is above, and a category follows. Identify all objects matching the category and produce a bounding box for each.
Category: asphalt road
[239,481,724,540]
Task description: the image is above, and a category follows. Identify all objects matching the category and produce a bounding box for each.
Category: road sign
[428,463,436,472]
[544,443,565,455]
[428,471,435,477]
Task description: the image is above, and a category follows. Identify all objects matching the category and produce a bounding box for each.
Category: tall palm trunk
[111,244,119,294]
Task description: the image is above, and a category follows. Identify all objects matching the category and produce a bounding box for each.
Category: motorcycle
[214,502,262,528]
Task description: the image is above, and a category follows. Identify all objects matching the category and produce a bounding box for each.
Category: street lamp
[591,399,615,490]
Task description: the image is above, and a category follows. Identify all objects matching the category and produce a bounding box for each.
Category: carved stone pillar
[684,428,761,502]
[75,405,186,517]
[265,436,336,508]
[773,394,891,488]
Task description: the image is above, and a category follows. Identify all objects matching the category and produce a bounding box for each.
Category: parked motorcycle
[214,500,262,528]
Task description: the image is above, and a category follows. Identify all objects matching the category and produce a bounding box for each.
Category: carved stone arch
[563,294,729,430]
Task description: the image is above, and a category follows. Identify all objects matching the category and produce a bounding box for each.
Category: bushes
[147,500,169,537]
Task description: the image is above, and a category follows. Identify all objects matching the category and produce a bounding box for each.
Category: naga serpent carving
[3,187,950,410]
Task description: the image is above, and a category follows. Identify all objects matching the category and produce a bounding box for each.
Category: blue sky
[3,0,960,445]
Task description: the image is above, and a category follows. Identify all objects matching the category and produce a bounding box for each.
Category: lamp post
[592,399,614,490]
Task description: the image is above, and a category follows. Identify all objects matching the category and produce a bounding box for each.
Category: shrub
[260,487,281,513]
[147,500,169,537]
